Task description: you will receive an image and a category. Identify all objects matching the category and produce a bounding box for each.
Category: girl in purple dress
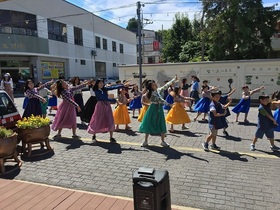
[52,80,87,138]
[87,79,127,144]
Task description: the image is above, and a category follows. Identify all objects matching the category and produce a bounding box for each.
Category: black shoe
[110,138,117,143]
[223,131,229,136]
[210,144,221,150]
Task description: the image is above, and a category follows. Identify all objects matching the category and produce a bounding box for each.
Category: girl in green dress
[139,75,179,147]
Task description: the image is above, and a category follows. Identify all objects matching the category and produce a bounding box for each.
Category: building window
[112,41,117,52]
[0,10,37,36]
[80,60,86,65]
[120,44,124,54]
[103,38,107,50]
[113,63,117,67]
[96,36,101,48]
[148,56,155,64]
[47,19,67,42]
[74,27,83,46]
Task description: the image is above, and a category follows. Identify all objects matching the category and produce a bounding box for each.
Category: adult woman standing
[87,79,127,143]
[71,77,85,124]
[0,73,14,102]
[139,75,179,147]
[190,75,200,109]
[180,78,192,109]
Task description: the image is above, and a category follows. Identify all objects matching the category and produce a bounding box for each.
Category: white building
[137,29,161,64]
[0,0,137,88]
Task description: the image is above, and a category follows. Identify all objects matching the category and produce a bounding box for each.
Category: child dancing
[250,95,279,151]
[114,89,131,130]
[52,80,87,138]
[232,85,264,123]
[139,76,179,147]
[166,86,193,132]
[129,85,142,118]
[202,91,232,151]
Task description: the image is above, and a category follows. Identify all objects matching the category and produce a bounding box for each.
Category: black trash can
[133,167,171,210]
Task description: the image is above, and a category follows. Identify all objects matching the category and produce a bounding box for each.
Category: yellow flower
[16,115,50,129]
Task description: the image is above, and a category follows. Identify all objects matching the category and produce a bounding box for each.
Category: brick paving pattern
[2,92,280,210]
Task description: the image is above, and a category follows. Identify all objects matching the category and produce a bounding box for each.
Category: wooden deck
[0,179,190,210]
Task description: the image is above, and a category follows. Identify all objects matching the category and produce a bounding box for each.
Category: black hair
[92,79,105,91]
[259,95,269,101]
[203,80,208,83]
[131,85,138,93]
[174,87,180,96]
[24,79,33,92]
[202,85,208,90]
[272,91,280,100]
[56,80,65,98]
[182,78,187,85]
[191,75,200,83]
[146,80,155,99]
[71,76,80,86]
[211,91,222,97]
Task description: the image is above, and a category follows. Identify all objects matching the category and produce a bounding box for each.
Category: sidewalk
[0,179,198,210]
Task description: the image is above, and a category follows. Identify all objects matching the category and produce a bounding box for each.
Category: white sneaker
[161,141,170,147]
[141,141,148,147]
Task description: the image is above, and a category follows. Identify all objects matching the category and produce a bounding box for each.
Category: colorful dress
[48,92,58,110]
[273,104,280,132]
[139,78,176,134]
[52,84,85,131]
[166,96,191,124]
[232,92,251,114]
[114,95,131,125]
[87,84,124,134]
[193,91,211,113]
[138,94,150,122]
[73,86,84,117]
[22,81,51,118]
[129,91,142,109]
[81,87,97,123]
[38,88,50,115]
[209,101,228,130]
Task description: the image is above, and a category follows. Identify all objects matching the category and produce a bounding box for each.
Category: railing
[0,26,37,37]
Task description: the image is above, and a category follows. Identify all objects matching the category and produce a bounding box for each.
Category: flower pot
[0,134,22,175]
[18,125,53,157]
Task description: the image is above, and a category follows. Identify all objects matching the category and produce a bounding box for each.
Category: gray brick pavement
[2,92,280,210]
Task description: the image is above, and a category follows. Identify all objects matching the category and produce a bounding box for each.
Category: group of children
[21,75,280,152]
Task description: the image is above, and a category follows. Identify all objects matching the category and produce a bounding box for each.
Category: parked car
[0,90,21,130]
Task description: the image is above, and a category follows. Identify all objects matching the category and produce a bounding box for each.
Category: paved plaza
[2,92,280,210]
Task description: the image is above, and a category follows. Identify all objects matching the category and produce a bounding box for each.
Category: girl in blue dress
[139,76,179,147]
[129,85,142,118]
[190,76,200,109]
[194,85,217,121]
[163,86,174,112]
[232,85,264,123]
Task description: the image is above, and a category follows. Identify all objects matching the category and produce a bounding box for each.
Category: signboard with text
[41,62,64,79]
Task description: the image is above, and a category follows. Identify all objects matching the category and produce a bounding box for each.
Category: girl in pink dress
[52,80,87,138]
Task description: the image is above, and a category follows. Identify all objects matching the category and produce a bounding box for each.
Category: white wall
[119,60,280,99]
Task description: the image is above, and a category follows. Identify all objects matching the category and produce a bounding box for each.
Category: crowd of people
[2,73,280,152]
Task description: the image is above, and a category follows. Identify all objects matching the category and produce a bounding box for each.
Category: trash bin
[133,167,171,210]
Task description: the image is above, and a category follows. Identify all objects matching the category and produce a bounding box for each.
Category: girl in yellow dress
[166,86,194,132]
[113,89,131,130]
[138,90,150,122]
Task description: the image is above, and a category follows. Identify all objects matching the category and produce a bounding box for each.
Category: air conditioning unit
[91,50,97,57]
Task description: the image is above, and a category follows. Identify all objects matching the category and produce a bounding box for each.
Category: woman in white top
[1,73,14,102]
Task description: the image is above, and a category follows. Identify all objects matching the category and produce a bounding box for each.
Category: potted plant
[16,115,53,157]
[0,127,22,174]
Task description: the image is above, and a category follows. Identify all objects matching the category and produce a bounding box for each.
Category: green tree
[126,18,138,33]
[161,13,193,62]
[202,0,279,60]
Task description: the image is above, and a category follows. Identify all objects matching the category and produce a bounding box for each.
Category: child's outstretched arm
[250,86,264,95]
[227,87,236,97]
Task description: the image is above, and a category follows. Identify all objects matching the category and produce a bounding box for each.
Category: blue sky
[67,0,280,31]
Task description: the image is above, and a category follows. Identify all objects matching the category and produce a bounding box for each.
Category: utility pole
[137,1,143,89]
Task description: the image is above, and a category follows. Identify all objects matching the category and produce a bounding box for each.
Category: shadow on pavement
[114,129,138,136]
[256,149,280,158]
[167,130,202,137]
[211,150,256,161]
[93,141,144,154]
[21,150,55,162]
[238,122,257,126]
[0,165,21,179]
[52,137,91,150]
[146,145,209,163]
[218,135,242,142]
